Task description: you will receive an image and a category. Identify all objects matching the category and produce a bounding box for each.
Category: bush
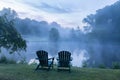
[0,55,7,63]
[98,64,106,69]
[82,61,87,68]
[0,55,16,64]
[112,62,120,69]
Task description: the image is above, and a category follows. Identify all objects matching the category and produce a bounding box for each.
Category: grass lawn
[0,64,120,80]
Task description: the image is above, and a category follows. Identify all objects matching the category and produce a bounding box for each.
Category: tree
[0,13,26,54]
[82,1,120,67]
[83,1,120,43]
[0,8,17,21]
[49,28,60,42]
[69,28,77,41]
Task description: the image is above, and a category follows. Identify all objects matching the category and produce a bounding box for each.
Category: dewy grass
[0,64,120,80]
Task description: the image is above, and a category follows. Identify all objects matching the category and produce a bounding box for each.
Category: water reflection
[2,40,120,68]
[25,41,89,67]
[72,50,89,67]
[0,41,89,67]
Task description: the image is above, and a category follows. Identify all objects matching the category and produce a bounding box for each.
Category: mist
[1,0,120,68]
[0,8,88,67]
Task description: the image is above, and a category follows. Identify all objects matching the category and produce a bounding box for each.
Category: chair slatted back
[58,51,71,67]
[36,50,48,67]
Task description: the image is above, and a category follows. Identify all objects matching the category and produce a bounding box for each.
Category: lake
[1,38,120,68]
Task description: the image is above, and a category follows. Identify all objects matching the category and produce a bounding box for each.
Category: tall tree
[83,1,120,43]
[83,1,120,67]
[49,28,60,42]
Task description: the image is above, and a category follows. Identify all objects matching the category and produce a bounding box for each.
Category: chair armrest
[36,58,50,60]
[56,57,59,61]
[70,57,73,61]
[48,57,54,61]
[56,57,72,61]
[35,58,39,60]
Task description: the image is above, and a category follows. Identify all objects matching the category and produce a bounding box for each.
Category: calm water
[0,41,89,67]
[2,37,120,68]
[1,39,120,67]
[26,41,89,67]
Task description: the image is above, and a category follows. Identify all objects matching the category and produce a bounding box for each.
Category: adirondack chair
[57,51,72,72]
[35,50,54,71]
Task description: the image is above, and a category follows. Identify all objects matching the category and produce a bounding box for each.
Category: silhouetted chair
[35,50,54,71]
[57,51,72,72]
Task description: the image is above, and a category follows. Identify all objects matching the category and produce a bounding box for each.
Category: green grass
[0,64,120,80]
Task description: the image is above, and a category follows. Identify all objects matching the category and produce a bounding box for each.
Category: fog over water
[2,37,120,68]
[22,37,89,67]
[1,1,120,68]
[0,37,89,67]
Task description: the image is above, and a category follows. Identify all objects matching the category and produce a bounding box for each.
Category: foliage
[98,64,106,69]
[83,1,120,68]
[82,61,88,68]
[0,12,26,53]
[69,28,78,41]
[0,55,16,64]
[49,28,60,42]
[83,1,120,43]
[112,62,120,69]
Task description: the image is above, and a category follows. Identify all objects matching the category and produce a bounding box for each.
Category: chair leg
[48,66,50,71]
[35,64,40,70]
[52,63,54,69]
[69,66,71,73]
[49,62,54,69]
[51,58,54,69]
[57,68,60,72]
[69,69,71,73]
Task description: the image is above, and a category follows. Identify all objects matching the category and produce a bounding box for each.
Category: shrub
[98,64,106,69]
[0,55,7,63]
[82,61,87,68]
[0,55,16,64]
[112,62,120,69]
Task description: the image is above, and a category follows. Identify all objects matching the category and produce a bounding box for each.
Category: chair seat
[35,50,54,71]
[57,51,72,72]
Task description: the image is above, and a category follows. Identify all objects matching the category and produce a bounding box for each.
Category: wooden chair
[35,50,54,71]
[57,51,72,72]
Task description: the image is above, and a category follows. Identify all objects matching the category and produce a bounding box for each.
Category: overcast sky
[0,0,118,28]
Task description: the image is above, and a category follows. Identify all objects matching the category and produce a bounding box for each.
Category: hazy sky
[0,0,118,28]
